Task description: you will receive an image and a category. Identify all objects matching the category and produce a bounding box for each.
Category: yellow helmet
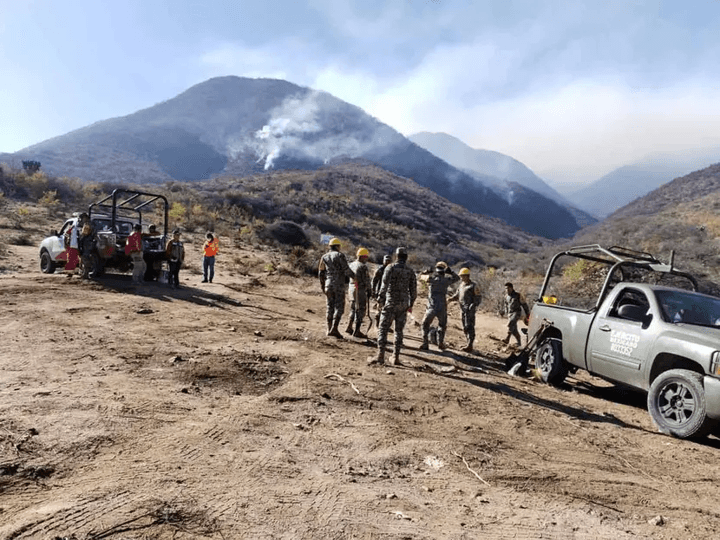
[357,247,369,258]
[329,237,341,246]
[459,267,471,276]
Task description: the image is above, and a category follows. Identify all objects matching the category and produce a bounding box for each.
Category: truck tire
[534,338,568,385]
[647,369,714,439]
[40,250,56,274]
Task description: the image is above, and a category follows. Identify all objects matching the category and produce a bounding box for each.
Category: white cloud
[312,67,380,113]
[465,79,720,183]
[300,24,720,185]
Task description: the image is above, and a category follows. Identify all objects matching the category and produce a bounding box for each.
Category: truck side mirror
[618,304,651,326]
[52,230,58,236]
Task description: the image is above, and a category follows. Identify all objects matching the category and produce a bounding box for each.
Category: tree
[22,160,41,173]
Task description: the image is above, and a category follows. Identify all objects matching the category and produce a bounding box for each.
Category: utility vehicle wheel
[647,369,714,439]
[40,250,56,274]
[534,338,568,385]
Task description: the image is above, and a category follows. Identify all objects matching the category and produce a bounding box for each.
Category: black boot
[367,349,385,365]
[352,320,367,339]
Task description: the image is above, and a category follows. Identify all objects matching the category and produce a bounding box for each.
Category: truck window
[116,222,132,235]
[92,218,113,232]
[655,290,720,326]
[58,220,74,236]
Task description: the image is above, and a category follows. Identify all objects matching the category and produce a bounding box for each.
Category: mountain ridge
[3,76,582,238]
[409,131,596,229]
[561,149,720,218]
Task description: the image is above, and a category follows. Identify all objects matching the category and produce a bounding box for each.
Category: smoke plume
[250,90,401,169]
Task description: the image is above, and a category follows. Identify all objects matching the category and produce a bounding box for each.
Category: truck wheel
[40,250,56,274]
[534,338,568,385]
[647,369,714,439]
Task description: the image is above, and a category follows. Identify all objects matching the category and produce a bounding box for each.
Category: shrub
[18,172,50,201]
[38,189,60,210]
[168,201,187,223]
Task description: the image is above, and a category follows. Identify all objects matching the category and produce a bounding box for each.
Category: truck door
[587,288,654,389]
[51,220,74,260]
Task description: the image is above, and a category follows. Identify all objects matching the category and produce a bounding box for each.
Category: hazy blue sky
[3,0,720,184]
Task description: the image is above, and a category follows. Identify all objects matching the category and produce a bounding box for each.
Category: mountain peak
[4,78,585,239]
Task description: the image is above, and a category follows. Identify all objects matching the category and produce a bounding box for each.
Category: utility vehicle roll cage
[539,244,699,309]
[88,189,169,237]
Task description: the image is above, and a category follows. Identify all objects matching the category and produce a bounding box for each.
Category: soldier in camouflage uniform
[450,268,482,352]
[345,247,372,339]
[419,261,459,351]
[318,238,355,338]
[502,282,530,347]
[372,254,392,328]
[368,247,417,366]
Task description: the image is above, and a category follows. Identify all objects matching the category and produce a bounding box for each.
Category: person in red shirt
[125,224,145,284]
[201,232,219,283]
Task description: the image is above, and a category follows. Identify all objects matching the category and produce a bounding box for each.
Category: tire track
[5,490,140,539]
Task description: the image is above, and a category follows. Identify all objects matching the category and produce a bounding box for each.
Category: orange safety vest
[203,238,219,257]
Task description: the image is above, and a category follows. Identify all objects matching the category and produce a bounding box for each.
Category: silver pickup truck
[527,245,720,439]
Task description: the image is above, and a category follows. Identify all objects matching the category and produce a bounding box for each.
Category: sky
[3,0,720,186]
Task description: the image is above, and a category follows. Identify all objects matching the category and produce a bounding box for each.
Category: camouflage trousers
[506,311,523,344]
[325,285,346,329]
[347,291,368,330]
[422,305,448,344]
[461,305,477,342]
[377,303,408,352]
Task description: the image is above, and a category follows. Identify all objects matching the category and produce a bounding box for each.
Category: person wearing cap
[502,282,530,347]
[125,223,145,285]
[418,261,459,351]
[369,247,417,366]
[318,238,355,338]
[165,229,185,289]
[201,232,219,283]
[450,268,483,352]
[372,254,393,328]
[345,247,372,339]
[143,224,160,237]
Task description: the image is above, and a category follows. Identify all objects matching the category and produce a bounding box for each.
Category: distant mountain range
[409,132,596,229]
[560,150,720,218]
[568,162,720,292]
[0,76,585,240]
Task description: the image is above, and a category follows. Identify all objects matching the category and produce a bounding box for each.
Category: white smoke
[507,187,515,205]
[254,92,323,170]
[246,90,402,170]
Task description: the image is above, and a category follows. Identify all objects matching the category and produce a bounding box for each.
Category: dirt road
[2,243,720,539]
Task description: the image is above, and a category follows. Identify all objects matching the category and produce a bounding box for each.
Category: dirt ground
[2,240,720,540]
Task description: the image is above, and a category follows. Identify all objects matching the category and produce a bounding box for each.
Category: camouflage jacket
[349,260,372,298]
[455,280,482,310]
[372,264,389,298]
[318,250,354,289]
[505,290,530,317]
[379,261,417,309]
[425,270,460,309]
